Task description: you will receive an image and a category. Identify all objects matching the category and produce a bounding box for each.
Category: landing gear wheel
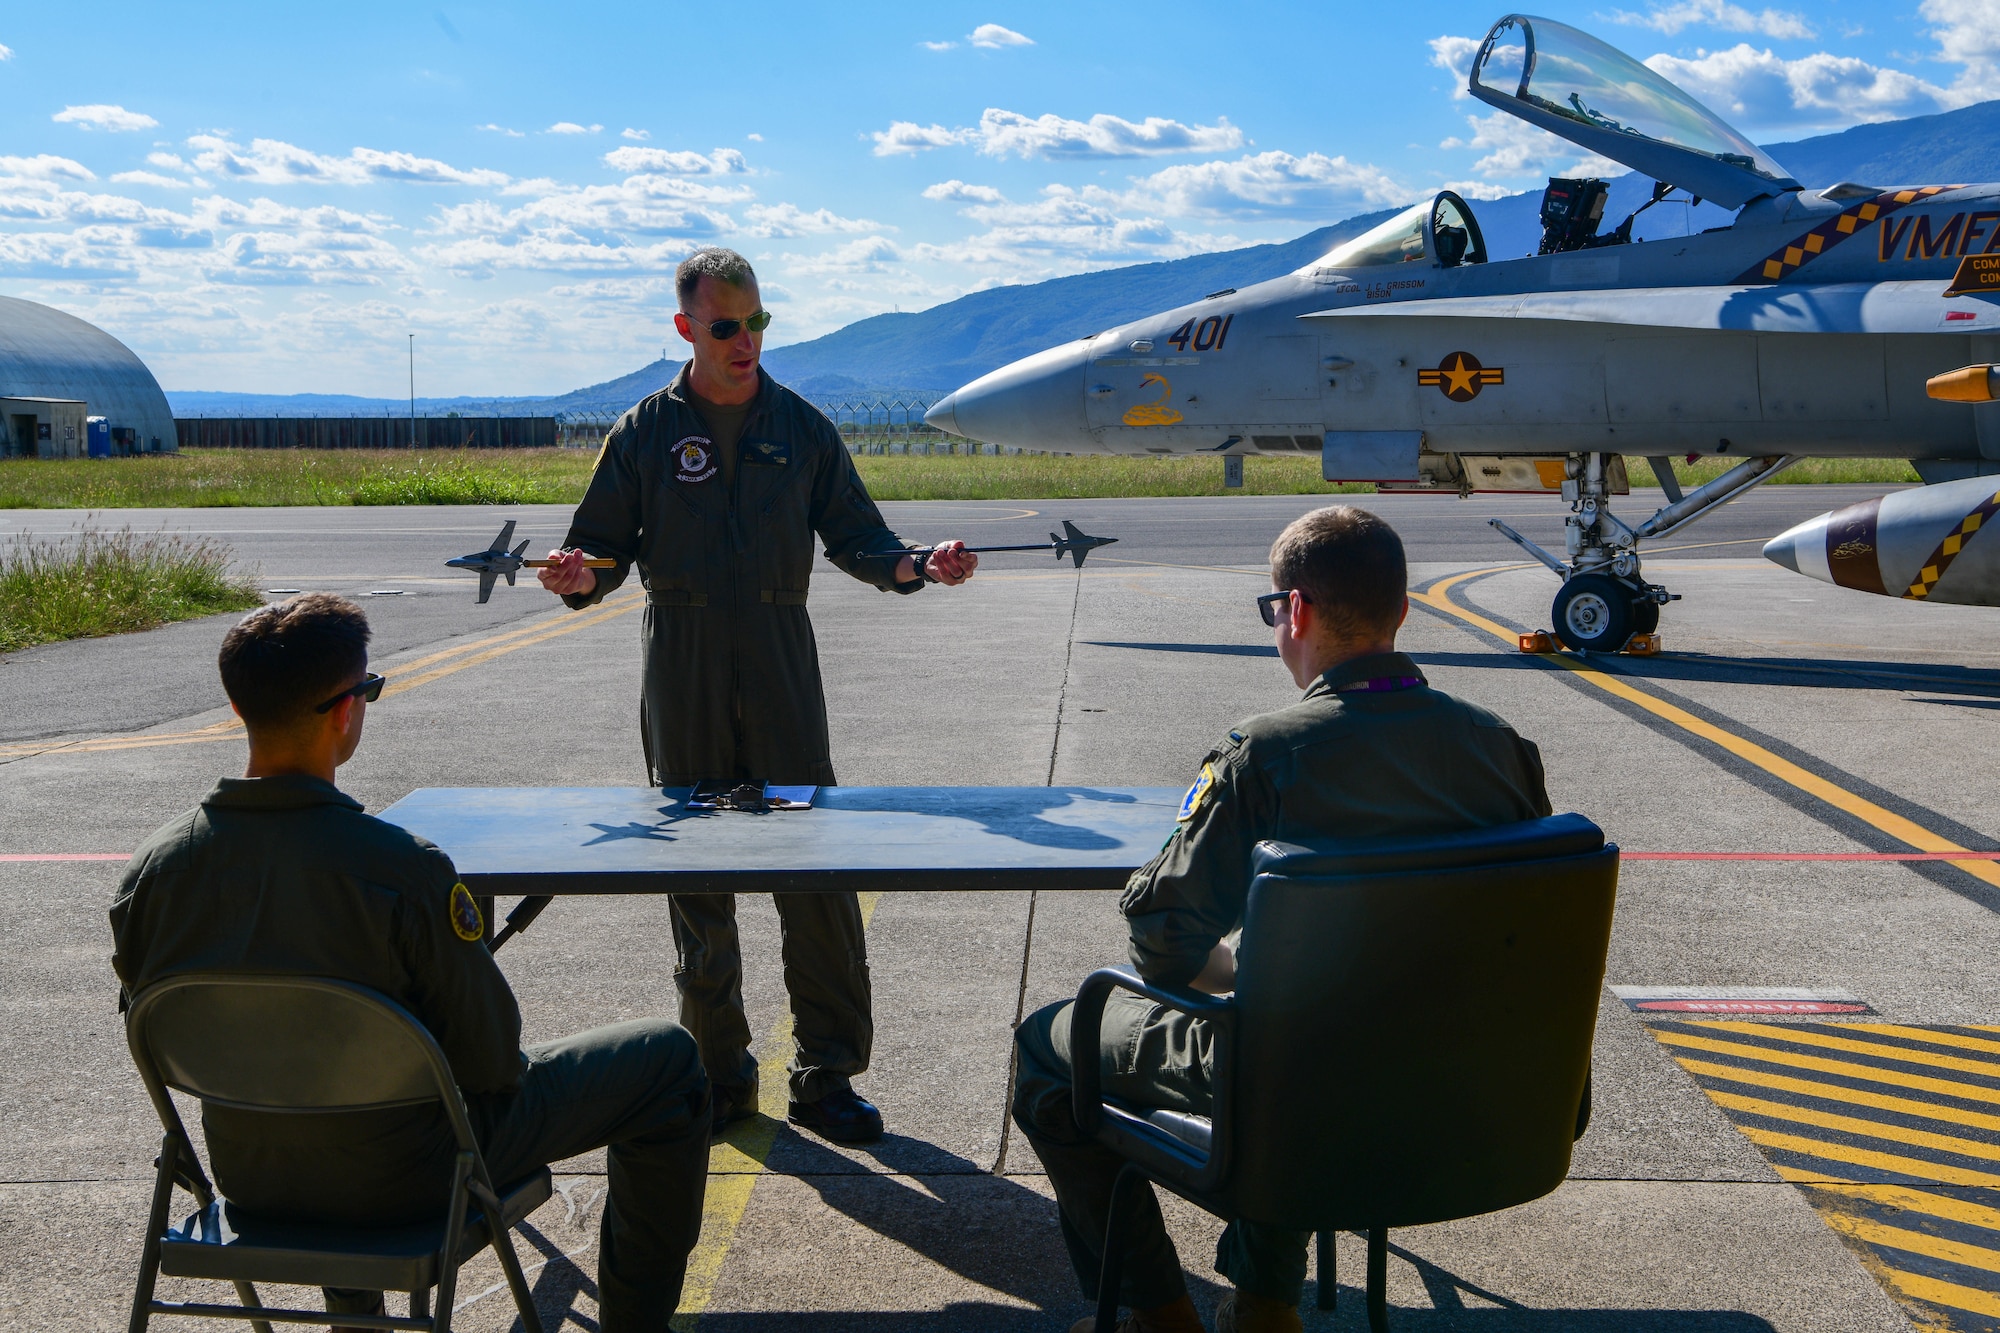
[1553,574,1632,653]
[1630,593,1660,636]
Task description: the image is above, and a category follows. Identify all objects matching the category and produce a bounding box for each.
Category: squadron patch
[449,882,485,942]
[1177,763,1218,823]
[675,435,717,483]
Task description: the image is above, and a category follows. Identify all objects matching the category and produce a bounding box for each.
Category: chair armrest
[1069,966,1236,1139]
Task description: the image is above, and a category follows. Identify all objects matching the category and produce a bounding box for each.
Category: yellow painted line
[1846,1025,2000,1059]
[1738,1125,2000,1188]
[1413,568,2000,889]
[1705,1088,2000,1163]
[1785,1172,2000,1233]
[1675,1057,2000,1133]
[1696,1021,2000,1080]
[1654,1030,2000,1106]
[1877,1266,2000,1320]
[1820,1209,2000,1277]
[381,596,639,699]
[670,891,881,1330]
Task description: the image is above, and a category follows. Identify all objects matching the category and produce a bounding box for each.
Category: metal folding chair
[123,973,549,1333]
[1072,813,1619,1331]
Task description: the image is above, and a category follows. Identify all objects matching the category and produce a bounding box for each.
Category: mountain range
[165,100,2000,417]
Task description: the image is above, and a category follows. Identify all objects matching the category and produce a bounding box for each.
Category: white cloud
[0,44,13,61]
[477,123,525,137]
[620,128,650,141]
[923,180,1005,203]
[781,235,906,274]
[1429,35,1484,96]
[1924,0,2000,100]
[54,104,160,132]
[746,133,764,142]
[1122,150,1415,216]
[1441,111,1625,179]
[872,108,1245,159]
[1645,44,1955,129]
[1605,2,1815,39]
[922,40,956,51]
[110,171,191,189]
[0,155,96,182]
[186,135,509,187]
[742,202,881,237]
[601,146,748,175]
[147,152,190,170]
[969,23,1032,48]
[546,122,602,135]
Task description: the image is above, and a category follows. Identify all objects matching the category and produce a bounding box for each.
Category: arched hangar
[0,295,175,457]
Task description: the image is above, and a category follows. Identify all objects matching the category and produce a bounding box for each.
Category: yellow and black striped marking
[1908,488,2000,599]
[1733,185,1967,285]
[1652,1019,2000,1329]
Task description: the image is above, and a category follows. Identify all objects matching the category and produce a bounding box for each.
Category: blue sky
[2,1,1995,396]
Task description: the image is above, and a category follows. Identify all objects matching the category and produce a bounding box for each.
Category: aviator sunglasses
[315,672,386,714]
[681,309,773,340]
[1256,589,1310,628]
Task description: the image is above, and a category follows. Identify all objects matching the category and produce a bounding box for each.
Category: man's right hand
[536,548,598,598]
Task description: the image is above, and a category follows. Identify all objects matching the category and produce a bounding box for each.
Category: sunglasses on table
[681,309,773,340]
[315,673,386,713]
[1256,589,1310,627]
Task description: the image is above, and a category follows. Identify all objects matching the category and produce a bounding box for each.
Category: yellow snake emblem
[1121,372,1184,427]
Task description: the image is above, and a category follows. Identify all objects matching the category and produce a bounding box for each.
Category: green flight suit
[1011,652,1552,1310]
[110,775,710,1333]
[559,363,923,1104]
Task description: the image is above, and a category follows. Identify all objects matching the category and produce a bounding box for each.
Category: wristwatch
[914,550,940,583]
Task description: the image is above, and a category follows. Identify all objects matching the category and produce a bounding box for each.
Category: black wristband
[914,550,940,583]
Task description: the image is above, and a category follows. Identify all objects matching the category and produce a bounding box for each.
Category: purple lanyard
[1335,675,1424,694]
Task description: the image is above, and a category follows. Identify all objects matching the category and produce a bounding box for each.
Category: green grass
[0,447,1924,510]
[0,527,264,653]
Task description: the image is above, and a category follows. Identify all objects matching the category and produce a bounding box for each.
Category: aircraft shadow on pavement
[825,786,1140,852]
[1411,650,2000,699]
[1085,640,1279,658]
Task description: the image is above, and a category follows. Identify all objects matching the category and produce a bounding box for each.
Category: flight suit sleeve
[1518,734,1554,817]
[1119,736,1276,988]
[559,410,645,609]
[807,418,923,594]
[396,848,525,1095]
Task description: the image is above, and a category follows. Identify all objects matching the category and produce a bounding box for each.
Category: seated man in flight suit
[110,594,711,1333]
[1011,506,1552,1333]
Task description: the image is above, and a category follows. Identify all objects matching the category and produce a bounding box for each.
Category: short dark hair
[218,593,371,728]
[1269,505,1407,642]
[675,247,756,309]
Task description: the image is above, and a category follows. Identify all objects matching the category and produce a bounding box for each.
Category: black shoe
[710,1086,759,1138]
[787,1088,883,1143]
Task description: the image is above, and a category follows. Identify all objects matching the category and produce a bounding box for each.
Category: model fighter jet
[446,520,614,603]
[924,12,2000,649]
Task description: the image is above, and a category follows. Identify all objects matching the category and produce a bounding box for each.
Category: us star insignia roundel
[1177,763,1218,822]
[449,882,485,942]
[1417,351,1505,402]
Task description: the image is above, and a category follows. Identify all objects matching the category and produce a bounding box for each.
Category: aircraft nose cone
[932,342,1092,452]
[924,394,960,437]
[1762,513,1831,583]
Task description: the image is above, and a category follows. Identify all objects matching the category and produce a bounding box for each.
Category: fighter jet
[445,520,531,603]
[924,12,2000,650]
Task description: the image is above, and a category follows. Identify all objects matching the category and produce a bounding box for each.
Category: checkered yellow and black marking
[1906,487,2000,600]
[1734,185,1968,285]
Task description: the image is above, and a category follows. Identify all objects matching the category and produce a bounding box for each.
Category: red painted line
[0,854,130,862]
[1626,851,2000,861]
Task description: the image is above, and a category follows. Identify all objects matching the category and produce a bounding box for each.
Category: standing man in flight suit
[538,247,978,1143]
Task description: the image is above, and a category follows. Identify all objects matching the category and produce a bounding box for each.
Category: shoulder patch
[1177,763,1218,823]
[448,882,485,942]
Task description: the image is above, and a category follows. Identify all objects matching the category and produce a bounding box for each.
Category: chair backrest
[126,973,455,1116]
[1223,813,1616,1231]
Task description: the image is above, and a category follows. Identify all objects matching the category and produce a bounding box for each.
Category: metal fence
[559,398,1020,455]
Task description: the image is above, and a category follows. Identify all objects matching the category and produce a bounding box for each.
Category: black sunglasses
[315,672,386,714]
[681,309,772,340]
[1257,589,1309,628]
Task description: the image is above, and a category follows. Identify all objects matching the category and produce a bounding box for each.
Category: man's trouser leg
[774,890,872,1102]
[1011,995,1312,1311]
[670,893,760,1101]
[470,1018,711,1333]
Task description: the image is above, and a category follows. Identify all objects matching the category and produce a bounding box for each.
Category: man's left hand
[904,539,977,586]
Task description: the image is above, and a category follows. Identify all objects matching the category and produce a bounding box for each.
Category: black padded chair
[123,973,550,1333]
[1072,813,1617,1332]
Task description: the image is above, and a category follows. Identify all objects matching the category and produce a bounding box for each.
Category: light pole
[408,333,416,449]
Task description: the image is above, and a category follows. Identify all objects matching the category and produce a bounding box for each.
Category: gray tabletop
[378,786,1185,895]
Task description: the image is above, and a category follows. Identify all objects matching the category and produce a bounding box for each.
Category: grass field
[0,446,1923,509]
[0,527,262,653]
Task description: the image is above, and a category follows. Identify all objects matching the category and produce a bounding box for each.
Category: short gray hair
[676,247,756,308]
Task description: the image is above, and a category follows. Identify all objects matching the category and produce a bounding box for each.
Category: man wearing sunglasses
[538,246,979,1145]
[1011,507,1552,1333]
[110,595,712,1333]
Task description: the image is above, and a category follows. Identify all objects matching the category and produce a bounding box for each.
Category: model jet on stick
[446,521,615,603]
[867,520,1118,571]
[922,12,2000,648]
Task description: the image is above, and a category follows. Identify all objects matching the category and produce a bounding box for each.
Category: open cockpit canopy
[1469,14,1799,210]
[1305,191,1489,273]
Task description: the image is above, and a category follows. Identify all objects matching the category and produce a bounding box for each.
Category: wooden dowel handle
[522,558,617,568]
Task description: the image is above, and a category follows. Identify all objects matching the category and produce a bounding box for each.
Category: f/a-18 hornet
[925,12,2000,649]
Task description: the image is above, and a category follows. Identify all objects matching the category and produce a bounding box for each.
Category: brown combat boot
[1213,1289,1303,1333]
[1067,1293,1207,1333]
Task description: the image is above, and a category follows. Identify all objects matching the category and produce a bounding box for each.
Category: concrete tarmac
[3,485,1990,1331]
